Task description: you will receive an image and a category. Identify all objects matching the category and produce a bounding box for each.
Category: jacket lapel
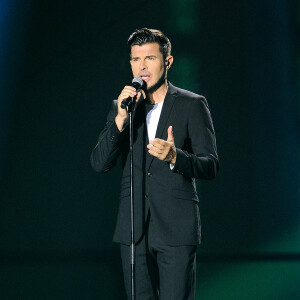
[146,83,178,171]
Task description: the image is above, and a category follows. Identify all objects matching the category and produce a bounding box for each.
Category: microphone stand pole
[128,98,135,300]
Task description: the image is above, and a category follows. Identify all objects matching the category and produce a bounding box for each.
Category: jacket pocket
[170,188,199,202]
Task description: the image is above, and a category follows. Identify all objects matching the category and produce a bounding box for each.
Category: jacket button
[147,172,152,177]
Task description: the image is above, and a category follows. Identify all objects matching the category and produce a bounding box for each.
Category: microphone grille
[132,77,143,86]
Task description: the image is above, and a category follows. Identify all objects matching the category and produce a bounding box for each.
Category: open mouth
[140,74,151,82]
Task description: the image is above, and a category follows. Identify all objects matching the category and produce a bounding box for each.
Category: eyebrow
[131,55,157,59]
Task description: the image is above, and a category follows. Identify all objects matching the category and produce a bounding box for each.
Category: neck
[147,80,168,104]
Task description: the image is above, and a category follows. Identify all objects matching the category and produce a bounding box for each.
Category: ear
[165,56,173,69]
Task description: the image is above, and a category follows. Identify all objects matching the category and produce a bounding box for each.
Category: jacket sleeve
[172,96,219,180]
[90,100,126,173]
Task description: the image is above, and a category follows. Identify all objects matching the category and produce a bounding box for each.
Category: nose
[139,59,147,70]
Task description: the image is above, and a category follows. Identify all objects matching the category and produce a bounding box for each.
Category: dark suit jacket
[91,82,219,246]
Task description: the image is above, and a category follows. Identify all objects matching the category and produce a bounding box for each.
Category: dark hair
[127,28,171,60]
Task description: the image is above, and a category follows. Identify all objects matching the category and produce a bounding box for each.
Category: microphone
[121,77,144,109]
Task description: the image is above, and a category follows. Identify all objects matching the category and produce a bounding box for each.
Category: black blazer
[91,83,219,246]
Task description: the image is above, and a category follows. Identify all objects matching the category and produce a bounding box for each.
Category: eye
[131,58,139,62]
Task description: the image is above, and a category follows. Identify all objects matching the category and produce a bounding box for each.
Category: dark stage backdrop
[1,0,299,299]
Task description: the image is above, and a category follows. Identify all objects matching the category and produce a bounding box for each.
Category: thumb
[136,90,146,102]
[167,126,174,142]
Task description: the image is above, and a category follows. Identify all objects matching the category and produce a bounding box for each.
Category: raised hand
[115,86,145,131]
[147,126,177,164]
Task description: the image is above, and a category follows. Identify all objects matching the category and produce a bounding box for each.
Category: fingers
[149,138,167,146]
[140,89,146,99]
[147,142,174,162]
[147,140,166,156]
[147,140,163,153]
[147,139,171,161]
[118,86,137,103]
[147,126,176,163]
[167,126,174,142]
[149,139,164,149]
[116,86,138,119]
[147,143,163,155]
[136,91,143,102]
[147,148,160,158]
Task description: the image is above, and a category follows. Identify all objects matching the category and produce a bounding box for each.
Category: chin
[146,82,153,90]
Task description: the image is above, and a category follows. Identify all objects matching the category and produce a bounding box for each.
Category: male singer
[91,28,218,300]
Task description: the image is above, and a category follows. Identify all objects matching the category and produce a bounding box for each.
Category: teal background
[0,0,299,299]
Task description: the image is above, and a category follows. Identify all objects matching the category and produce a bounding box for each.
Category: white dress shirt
[146,100,164,142]
[146,100,174,169]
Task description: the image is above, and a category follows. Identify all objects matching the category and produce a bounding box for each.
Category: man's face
[130,43,167,92]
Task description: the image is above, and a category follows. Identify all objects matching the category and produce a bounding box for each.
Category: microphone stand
[128,97,136,300]
[122,86,143,300]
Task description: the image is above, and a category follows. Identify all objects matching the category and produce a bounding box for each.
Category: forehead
[131,43,162,57]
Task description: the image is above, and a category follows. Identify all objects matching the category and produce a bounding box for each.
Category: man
[91,28,218,300]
